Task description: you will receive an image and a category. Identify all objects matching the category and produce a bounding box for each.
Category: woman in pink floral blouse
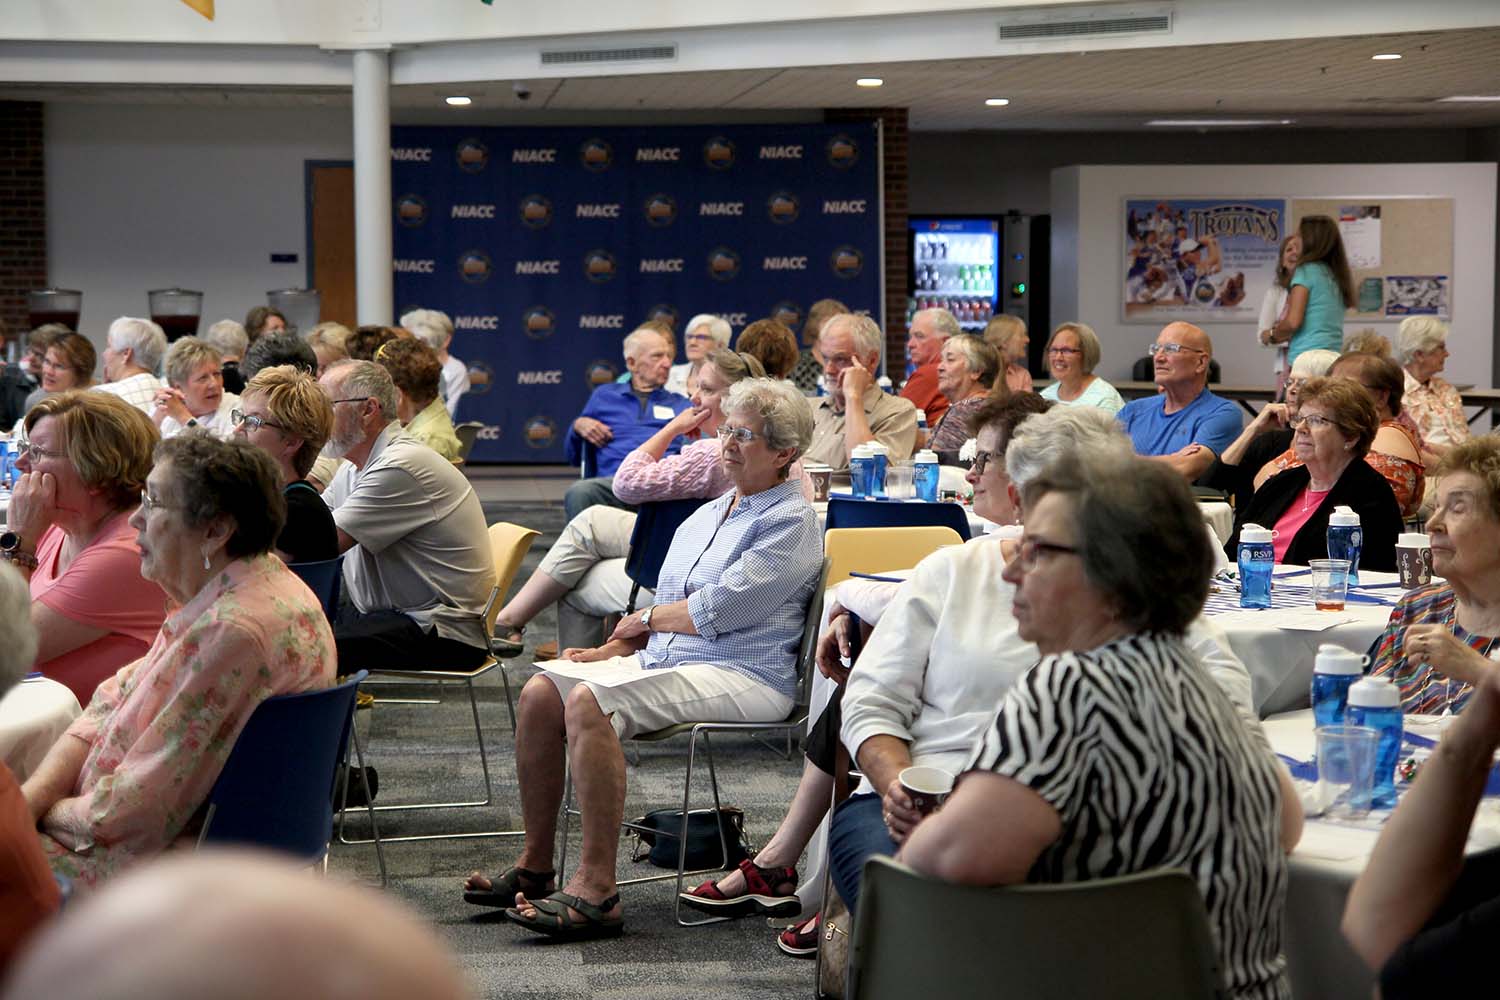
[492,350,814,657]
[1399,316,1469,464]
[20,435,335,889]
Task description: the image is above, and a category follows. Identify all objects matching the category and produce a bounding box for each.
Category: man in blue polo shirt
[1118,322,1241,480]
[563,326,690,518]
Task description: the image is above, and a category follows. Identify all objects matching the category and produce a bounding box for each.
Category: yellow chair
[823,526,964,586]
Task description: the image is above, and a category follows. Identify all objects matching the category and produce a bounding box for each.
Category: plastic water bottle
[867,442,890,497]
[1311,643,1367,727]
[1327,505,1363,588]
[1237,523,1275,610]
[915,410,928,446]
[877,375,894,395]
[1347,676,1403,809]
[912,449,940,503]
[849,444,873,498]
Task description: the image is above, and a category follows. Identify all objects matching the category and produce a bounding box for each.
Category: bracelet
[0,548,38,571]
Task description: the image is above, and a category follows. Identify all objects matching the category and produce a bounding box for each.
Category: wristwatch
[0,531,37,570]
[639,605,655,632]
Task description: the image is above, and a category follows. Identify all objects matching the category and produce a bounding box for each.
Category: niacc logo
[465,360,495,396]
[767,191,800,225]
[455,138,490,173]
[831,245,864,279]
[458,250,494,284]
[707,247,742,282]
[583,250,618,284]
[703,136,736,171]
[643,194,678,228]
[772,301,804,330]
[523,415,558,448]
[522,306,556,341]
[518,194,553,230]
[647,304,679,330]
[579,138,613,172]
[395,194,428,228]
[826,133,859,169]
[585,360,620,386]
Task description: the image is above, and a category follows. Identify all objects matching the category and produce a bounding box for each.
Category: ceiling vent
[999,5,1173,42]
[541,44,677,67]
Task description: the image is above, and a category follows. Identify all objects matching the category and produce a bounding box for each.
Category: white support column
[352,48,392,326]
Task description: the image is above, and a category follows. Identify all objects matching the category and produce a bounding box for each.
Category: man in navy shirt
[562,326,691,518]
[1117,322,1241,480]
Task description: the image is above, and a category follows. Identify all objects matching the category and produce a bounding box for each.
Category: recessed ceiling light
[1371,53,1402,61]
[1438,94,1500,102]
[985,98,1010,107]
[446,96,472,106]
[1146,118,1294,127]
[856,78,883,88]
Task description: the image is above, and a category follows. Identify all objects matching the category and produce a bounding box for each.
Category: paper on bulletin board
[1385,276,1449,317]
[1338,205,1382,269]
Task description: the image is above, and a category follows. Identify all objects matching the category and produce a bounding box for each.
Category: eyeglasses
[1015,536,1081,571]
[971,448,998,476]
[716,425,763,445]
[1147,342,1206,357]
[17,442,61,462]
[332,396,371,406]
[1047,346,1082,356]
[230,409,285,433]
[138,490,177,514]
[1291,414,1337,431]
[685,333,715,343]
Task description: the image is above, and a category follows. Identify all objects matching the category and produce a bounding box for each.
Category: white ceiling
[4,27,1500,131]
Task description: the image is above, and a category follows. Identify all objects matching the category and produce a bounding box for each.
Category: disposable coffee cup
[898,765,954,817]
[805,463,833,502]
[1395,532,1432,589]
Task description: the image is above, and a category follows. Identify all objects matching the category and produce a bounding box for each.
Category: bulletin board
[1289,198,1453,320]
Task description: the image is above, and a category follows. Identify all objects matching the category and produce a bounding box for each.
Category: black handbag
[627,806,750,870]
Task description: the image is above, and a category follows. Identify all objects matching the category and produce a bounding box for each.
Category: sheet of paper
[1275,611,1359,631]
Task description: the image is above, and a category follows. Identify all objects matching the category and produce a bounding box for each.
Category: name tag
[653,405,676,420]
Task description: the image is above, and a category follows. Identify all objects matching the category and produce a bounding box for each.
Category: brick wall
[0,102,46,343]
[825,107,909,375]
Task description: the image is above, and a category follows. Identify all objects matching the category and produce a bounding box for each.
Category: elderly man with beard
[318,361,495,674]
[804,314,918,473]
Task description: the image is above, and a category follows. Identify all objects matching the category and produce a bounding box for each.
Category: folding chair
[288,555,343,622]
[453,421,484,462]
[847,857,1222,1000]
[622,498,711,613]
[557,558,831,926]
[824,497,971,540]
[823,526,962,585]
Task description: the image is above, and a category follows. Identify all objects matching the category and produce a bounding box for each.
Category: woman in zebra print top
[901,453,1298,1000]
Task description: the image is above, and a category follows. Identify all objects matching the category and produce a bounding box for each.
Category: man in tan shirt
[804,314,918,472]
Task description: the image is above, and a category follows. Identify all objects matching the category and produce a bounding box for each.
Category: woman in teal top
[1263,215,1355,366]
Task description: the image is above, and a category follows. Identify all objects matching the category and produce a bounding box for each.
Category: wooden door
[309,164,356,328]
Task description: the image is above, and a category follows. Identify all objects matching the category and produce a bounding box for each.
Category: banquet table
[0,675,81,781]
[1264,710,1500,999]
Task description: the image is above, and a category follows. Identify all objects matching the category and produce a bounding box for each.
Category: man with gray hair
[93,317,167,414]
[400,307,469,417]
[562,324,691,519]
[900,307,959,426]
[318,360,495,673]
[804,313,917,472]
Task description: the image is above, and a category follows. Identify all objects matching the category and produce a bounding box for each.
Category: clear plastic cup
[886,461,914,499]
[1309,558,1351,611]
[1314,724,1379,819]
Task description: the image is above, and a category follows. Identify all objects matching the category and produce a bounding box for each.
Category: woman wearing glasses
[232,365,338,563]
[1037,322,1125,415]
[1225,376,1401,569]
[487,350,812,660]
[3,392,166,705]
[665,314,731,397]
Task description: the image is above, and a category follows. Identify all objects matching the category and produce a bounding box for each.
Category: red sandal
[679,857,801,919]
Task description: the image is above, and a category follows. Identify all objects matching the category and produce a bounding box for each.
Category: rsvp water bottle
[849,444,873,498]
[868,442,890,497]
[1347,676,1402,809]
[877,375,894,395]
[912,449,940,503]
[1311,643,1367,727]
[1327,505,1363,587]
[1237,524,1275,610]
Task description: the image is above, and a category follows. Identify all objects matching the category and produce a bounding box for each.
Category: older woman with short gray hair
[1398,315,1468,459]
[927,335,1000,455]
[719,377,813,471]
[1040,321,1125,415]
[152,337,240,439]
[667,313,734,397]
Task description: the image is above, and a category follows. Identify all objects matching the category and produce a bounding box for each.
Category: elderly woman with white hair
[1399,316,1468,462]
[666,314,732,397]
[1038,321,1125,415]
[926,335,1000,455]
[462,379,823,941]
[151,337,240,440]
[94,317,167,414]
[202,319,250,395]
[399,308,468,417]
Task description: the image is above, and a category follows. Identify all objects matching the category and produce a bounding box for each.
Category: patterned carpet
[326,501,819,1000]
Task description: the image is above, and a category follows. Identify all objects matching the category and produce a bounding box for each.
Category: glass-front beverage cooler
[908,217,1000,332]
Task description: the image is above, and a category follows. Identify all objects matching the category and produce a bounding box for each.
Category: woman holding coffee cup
[490,353,813,658]
[1369,436,1500,715]
[900,454,1299,1000]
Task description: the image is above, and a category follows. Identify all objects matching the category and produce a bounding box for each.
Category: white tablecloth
[1264,710,1500,998]
[0,676,82,781]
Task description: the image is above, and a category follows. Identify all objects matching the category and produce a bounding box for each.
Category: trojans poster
[1123,197,1286,323]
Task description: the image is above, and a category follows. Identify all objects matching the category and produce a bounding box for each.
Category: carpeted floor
[327,500,821,1000]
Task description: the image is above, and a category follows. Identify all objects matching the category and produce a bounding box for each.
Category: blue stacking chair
[289,555,343,622]
[824,497,972,541]
[622,497,711,613]
[197,670,384,882]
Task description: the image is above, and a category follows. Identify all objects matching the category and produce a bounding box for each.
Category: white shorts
[540,655,794,740]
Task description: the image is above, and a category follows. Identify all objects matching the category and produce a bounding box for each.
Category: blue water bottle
[849,444,873,498]
[912,449,940,503]
[1347,676,1402,809]
[1311,643,1367,727]
[868,442,890,498]
[1236,524,1275,610]
[1327,505,1362,588]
